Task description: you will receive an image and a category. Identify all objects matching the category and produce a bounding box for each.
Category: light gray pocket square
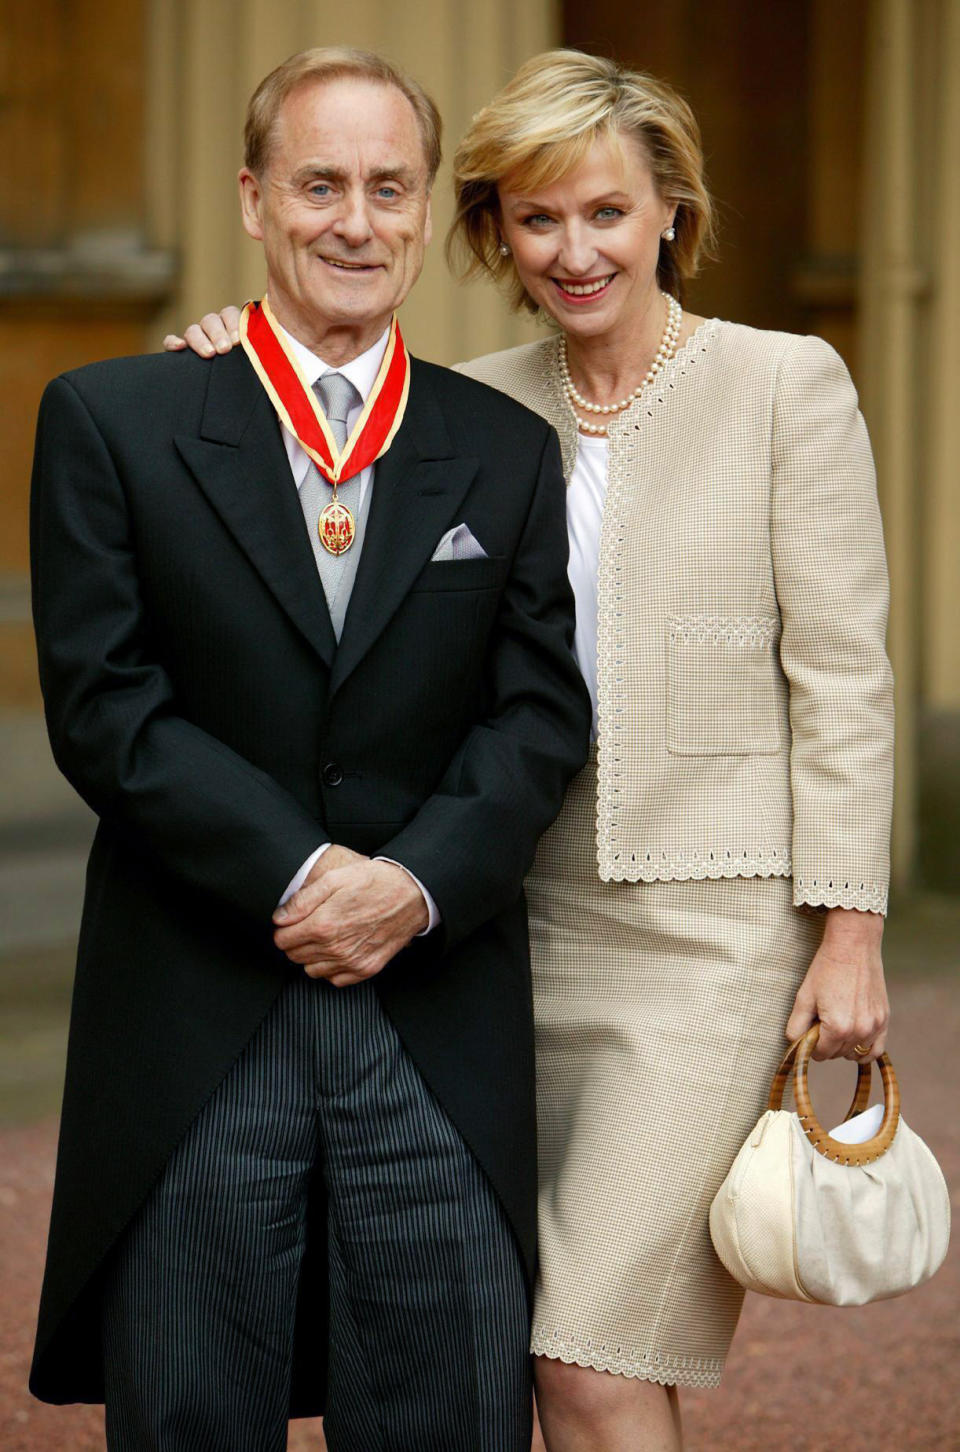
[430,523,489,561]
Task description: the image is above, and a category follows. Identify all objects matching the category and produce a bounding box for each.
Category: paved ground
[1,899,957,1450]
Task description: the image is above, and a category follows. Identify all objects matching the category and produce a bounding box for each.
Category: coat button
[322,762,343,787]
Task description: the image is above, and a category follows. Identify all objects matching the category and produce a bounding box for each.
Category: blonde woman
[171,50,893,1452]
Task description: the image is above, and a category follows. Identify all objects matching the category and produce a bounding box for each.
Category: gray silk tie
[299,371,370,642]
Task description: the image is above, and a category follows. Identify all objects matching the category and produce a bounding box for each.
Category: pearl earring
[498,241,511,256]
[662,226,676,242]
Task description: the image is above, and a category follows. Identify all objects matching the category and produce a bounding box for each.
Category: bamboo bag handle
[769,1028,872,1121]
[768,1023,901,1166]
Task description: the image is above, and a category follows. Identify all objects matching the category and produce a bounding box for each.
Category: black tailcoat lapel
[331,360,478,696]
[174,353,480,688]
[174,350,337,669]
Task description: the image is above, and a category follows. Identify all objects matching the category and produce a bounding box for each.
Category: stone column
[916,0,960,886]
[858,0,924,888]
[859,0,960,889]
[923,1,960,716]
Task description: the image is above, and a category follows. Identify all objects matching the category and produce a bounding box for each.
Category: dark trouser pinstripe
[100,974,531,1451]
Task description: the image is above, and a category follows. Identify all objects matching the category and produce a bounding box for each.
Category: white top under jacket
[565,433,608,739]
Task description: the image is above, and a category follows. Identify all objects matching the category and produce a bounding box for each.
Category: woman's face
[497,130,675,343]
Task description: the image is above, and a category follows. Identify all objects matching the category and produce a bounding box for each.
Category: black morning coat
[28,341,592,1413]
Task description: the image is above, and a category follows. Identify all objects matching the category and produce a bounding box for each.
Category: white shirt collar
[274,318,391,404]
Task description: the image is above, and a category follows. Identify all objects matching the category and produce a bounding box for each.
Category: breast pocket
[409,556,507,593]
[666,614,782,755]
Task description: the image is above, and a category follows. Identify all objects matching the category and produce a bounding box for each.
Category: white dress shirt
[565,435,607,739]
[274,319,439,931]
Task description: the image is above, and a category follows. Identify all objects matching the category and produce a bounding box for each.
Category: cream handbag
[709,1024,950,1305]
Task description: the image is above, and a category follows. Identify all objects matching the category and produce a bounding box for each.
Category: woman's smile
[551,273,617,303]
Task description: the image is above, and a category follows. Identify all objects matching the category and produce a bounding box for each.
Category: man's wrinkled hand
[272,855,429,987]
[304,844,365,882]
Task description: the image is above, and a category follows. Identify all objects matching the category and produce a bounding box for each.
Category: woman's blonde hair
[448,49,715,311]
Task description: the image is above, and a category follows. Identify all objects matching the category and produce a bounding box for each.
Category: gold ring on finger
[853,1042,870,1056]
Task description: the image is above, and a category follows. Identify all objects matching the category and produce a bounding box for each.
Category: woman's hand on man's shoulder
[163,306,241,356]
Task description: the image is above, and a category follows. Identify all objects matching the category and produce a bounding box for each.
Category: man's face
[239,76,433,355]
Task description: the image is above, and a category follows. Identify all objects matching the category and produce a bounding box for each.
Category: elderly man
[29,47,589,1452]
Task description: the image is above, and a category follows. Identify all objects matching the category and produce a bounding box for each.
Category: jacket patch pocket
[410,556,507,592]
[667,614,782,756]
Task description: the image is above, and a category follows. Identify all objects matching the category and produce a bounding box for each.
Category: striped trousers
[100,973,531,1451]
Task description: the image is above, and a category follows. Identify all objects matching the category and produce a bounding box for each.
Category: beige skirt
[526,753,822,1388]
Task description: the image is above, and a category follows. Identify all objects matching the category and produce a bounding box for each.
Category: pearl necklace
[559,292,683,436]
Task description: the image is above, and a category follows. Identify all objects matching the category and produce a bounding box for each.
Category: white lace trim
[532,1325,724,1389]
[601,850,792,885]
[668,613,779,647]
[795,877,887,915]
[593,322,720,877]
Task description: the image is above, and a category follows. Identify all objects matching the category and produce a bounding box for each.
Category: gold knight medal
[318,498,355,557]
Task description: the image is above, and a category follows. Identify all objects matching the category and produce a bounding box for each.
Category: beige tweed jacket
[458,320,894,913]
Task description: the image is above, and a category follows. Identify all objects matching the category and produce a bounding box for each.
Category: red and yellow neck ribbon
[238,296,410,485]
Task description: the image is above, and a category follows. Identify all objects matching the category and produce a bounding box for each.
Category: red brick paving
[3,975,957,1451]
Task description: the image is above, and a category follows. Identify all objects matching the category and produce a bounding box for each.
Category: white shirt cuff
[375,857,440,935]
[278,843,330,907]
